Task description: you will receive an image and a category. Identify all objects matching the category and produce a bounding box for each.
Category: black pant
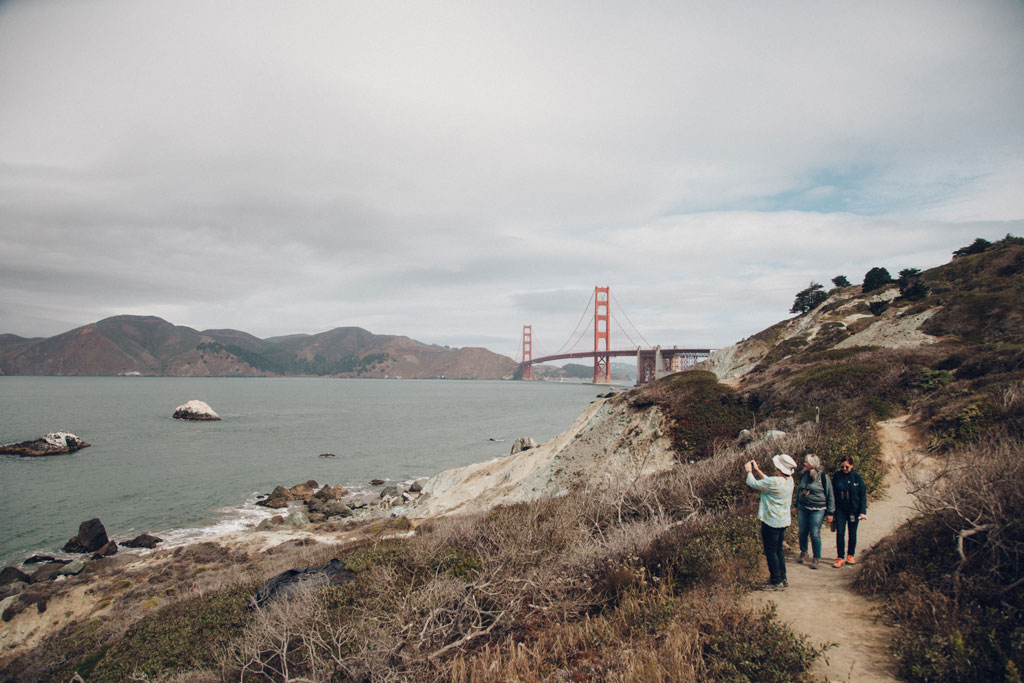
[835,510,860,558]
[760,522,787,585]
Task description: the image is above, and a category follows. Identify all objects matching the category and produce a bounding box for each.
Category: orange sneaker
[832,558,845,568]
[846,555,856,565]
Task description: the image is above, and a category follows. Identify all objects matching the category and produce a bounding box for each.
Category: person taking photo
[744,453,798,591]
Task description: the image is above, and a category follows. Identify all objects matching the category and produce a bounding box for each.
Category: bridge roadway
[528,348,713,366]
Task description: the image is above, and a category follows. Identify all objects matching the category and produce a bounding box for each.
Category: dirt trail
[749,415,922,682]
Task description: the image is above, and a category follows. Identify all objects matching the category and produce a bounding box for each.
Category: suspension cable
[565,313,593,355]
[610,311,641,349]
[611,291,651,348]
[550,289,596,356]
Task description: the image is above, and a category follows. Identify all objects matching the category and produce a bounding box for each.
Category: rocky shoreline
[0,392,669,663]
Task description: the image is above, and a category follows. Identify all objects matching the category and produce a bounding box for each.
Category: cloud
[0,0,1022,357]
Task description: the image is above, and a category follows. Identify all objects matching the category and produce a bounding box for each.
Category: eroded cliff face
[411,396,676,517]
[704,285,942,381]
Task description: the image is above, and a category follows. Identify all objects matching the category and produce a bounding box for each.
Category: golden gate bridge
[517,286,713,385]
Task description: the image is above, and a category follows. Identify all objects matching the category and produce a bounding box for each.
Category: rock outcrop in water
[62,518,109,554]
[172,400,221,421]
[0,432,89,457]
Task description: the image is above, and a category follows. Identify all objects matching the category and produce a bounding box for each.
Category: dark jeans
[760,522,787,585]
[798,508,826,558]
[835,510,860,558]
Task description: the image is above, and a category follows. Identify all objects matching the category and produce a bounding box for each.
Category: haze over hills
[0,315,518,379]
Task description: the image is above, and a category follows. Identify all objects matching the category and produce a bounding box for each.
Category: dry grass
[855,436,1024,681]
[205,438,824,681]
[8,423,857,682]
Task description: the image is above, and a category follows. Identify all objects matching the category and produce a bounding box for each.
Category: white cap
[772,453,797,475]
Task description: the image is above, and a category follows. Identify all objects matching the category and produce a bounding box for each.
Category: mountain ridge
[0,315,517,379]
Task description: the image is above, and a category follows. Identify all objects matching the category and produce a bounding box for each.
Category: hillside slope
[3,237,1021,682]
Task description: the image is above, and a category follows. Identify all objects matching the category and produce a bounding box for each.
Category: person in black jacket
[831,455,867,567]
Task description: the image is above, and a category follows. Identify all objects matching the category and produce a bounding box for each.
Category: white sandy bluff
[172,400,221,421]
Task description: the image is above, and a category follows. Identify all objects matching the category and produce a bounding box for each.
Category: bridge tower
[593,286,610,384]
[521,324,533,380]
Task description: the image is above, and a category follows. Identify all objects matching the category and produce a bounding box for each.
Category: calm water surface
[0,377,603,566]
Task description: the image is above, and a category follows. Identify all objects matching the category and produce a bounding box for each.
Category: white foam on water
[148,492,280,551]
[84,478,415,559]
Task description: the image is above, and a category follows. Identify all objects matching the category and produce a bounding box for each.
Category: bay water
[0,377,602,566]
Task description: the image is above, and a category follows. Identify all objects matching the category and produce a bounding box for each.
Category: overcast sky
[1,1,1022,358]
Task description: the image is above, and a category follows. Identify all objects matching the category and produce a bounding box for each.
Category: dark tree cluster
[790,281,828,314]
[862,267,894,293]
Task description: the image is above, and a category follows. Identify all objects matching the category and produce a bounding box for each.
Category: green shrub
[700,602,826,683]
[930,400,1001,450]
[64,585,253,682]
[630,371,753,460]
[641,515,762,589]
[868,300,890,316]
[792,363,884,396]
[805,422,885,493]
[341,539,411,574]
[429,547,482,580]
[865,396,900,420]
[915,368,954,391]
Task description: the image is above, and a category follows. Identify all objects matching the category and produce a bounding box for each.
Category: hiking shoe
[756,583,785,592]
[797,552,807,564]
[832,558,845,568]
[810,558,819,569]
[846,555,856,565]
[782,580,789,588]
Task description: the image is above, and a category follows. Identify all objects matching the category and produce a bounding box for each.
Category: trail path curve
[750,415,922,682]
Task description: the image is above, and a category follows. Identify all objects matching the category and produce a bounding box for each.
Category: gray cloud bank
[1,1,1022,357]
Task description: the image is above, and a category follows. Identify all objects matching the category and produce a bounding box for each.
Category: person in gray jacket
[795,454,834,569]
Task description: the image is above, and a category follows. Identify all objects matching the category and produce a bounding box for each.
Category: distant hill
[530,361,635,382]
[0,316,518,379]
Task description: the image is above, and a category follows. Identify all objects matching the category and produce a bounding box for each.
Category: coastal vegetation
[2,236,1021,681]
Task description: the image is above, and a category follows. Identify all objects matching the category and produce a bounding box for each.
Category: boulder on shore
[0,432,90,457]
[172,400,221,421]
[63,518,110,554]
[510,436,538,455]
[29,562,65,584]
[90,541,118,559]
[308,498,352,518]
[58,560,85,576]
[123,533,163,549]
[257,485,294,509]
[0,567,30,587]
[312,484,348,502]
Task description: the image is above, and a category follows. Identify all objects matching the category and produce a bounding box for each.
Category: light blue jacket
[746,472,794,528]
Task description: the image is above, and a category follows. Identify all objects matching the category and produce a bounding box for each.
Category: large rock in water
[62,518,109,554]
[173,400,221,421]
[0,432,90,457]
